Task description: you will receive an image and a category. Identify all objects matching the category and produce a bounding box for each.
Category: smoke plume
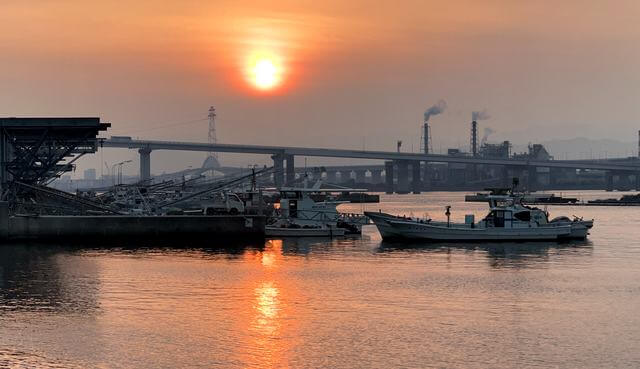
[472,109,491,121]
[481,127,495,145]
[423,100,447,122]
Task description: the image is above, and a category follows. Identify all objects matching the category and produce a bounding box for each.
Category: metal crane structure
[0,117,111,214]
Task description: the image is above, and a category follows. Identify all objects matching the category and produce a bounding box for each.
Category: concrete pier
[605,171,614,191]
[371,169,382,184]
[501,166,511,187]
[422,164,430,190]
[384,161,394,194]
[411,161,421,194]
[272,154,284,187]
[285,154,295,186]
[0,206,266,242]
[527,165,537,192]
[326,171,338,184]
[549,168,560,187]
[139,147,152,181]
[396,160,409,194]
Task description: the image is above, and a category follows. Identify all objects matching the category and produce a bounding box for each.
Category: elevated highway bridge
[102,137,640,193]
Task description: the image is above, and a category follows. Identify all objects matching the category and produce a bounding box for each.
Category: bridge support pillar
[636,172,640,191]
[285,154,295,186]
[411,161,421,194]
[272,154,284,187]
[501,166,510,187]
[326,171,338,184]
[527,165,537,192]
[396,160,409,194]
[138,148,152,181]
[371,169,382,184]
[384,161,394,194]
[618,172,635,191]
[605,171,614,191]
[549,168,559,188]
[423,163,430,189]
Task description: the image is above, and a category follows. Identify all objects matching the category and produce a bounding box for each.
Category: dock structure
[0,117,112,215]
[0,202,265,241]
[0,117,268,241]
[0,117,109,195]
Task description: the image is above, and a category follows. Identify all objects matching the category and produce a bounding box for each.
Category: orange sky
[1,0,639,173]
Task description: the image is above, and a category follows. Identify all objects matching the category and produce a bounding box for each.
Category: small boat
[588,193,640,205]
[265,221,346,237]
[466,188,578,204]
[271,181,369,234]
[366,192,593,242]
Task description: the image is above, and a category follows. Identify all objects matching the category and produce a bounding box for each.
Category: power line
[114,117,208,135]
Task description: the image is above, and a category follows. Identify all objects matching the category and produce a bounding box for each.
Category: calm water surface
[1,191,640,368]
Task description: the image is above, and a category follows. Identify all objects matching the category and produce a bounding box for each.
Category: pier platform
[0,203,265,242]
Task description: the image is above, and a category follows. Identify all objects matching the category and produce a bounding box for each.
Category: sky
[1,0,639,177]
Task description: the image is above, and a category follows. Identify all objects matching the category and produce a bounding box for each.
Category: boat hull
[265,226,345,237]
[365,212,584,242]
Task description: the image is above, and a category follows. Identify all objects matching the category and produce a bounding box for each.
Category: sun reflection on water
[245,239,296,368]
[253,281,281,335]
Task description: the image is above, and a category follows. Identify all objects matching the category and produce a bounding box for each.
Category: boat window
[514,211,531,221]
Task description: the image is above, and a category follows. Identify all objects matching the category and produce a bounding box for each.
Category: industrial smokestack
[423,123,430,154]
[471,120,478,156]
[422,100,446,154]
[471,110,490,156]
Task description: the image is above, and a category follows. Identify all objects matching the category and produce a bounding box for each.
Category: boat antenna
[445,205,451,227]
[251,167,257,191]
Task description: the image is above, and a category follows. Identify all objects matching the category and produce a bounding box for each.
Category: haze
[1,0,639,175]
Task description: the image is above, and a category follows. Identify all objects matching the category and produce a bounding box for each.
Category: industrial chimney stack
[471,120,478,157]
[423,122,430,154]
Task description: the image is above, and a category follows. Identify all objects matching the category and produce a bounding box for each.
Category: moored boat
[271,182,369,235]
[265,222,346,237]
[366,192,593,242]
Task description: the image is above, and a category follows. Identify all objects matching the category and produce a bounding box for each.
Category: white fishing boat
[366,192,593,242]
[269,181,369,236]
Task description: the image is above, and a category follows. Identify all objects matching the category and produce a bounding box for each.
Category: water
[1,191,640,368]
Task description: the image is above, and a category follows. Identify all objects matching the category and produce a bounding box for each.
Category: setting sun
[247,52,283,91]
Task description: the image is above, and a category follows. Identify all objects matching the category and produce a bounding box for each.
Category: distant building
[479,140,511,159]
[84,168,97,180]
[447,148,466,156]
[513,144,553,161]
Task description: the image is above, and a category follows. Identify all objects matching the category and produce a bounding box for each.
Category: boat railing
[273,208,368,224]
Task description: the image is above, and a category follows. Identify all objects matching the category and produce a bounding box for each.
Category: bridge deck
[102,138,640,172]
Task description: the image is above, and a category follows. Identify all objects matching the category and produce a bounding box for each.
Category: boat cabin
[482,195,548,228]
[278,189,345,223]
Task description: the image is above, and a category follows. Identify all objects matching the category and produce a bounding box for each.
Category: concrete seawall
[0,202,265,241]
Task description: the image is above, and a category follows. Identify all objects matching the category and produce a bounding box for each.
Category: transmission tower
[208,106,218,159]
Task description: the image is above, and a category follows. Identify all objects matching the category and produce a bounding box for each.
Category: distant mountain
[512,137,637,160]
